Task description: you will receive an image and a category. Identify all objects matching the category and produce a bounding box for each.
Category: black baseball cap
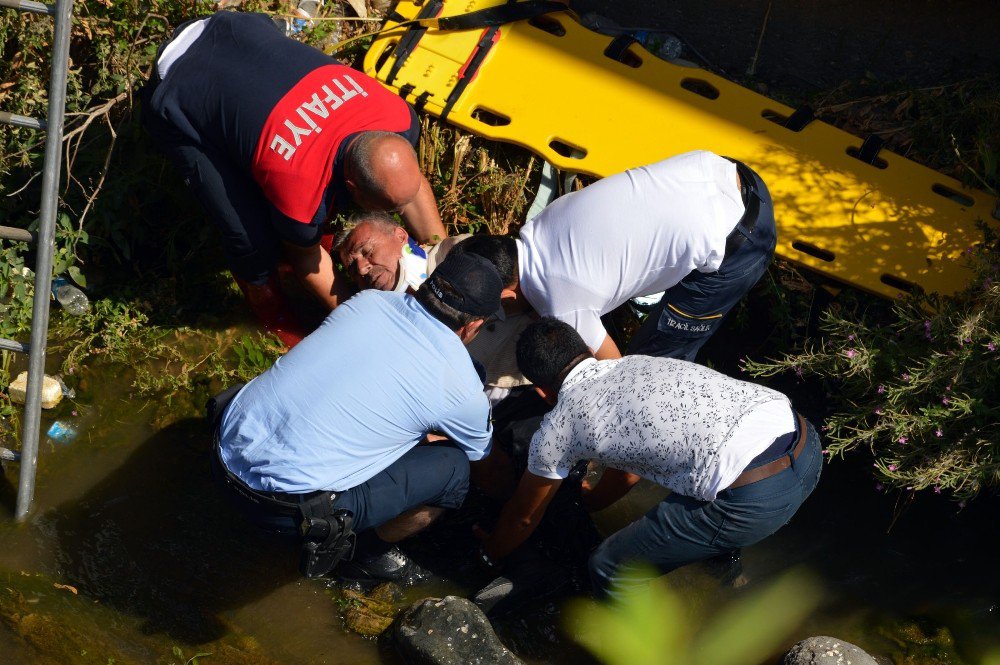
[426,253,506,321]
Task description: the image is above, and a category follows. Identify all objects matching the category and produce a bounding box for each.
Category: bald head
[344,131,422,212]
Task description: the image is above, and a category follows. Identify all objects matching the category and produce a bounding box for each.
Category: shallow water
[1,355,997,664]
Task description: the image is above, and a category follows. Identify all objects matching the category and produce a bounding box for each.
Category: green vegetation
[745,227,1000,499]
[566,567,822,665]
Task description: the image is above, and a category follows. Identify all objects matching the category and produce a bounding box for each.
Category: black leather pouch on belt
[299,498,356,579]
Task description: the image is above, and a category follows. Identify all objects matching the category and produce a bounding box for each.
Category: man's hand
[282,241,353,311]
[477,471,562,561]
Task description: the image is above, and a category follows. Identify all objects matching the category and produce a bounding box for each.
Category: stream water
[1,352,997,664]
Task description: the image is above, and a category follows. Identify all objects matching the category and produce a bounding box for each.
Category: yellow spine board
[365,0,999,299]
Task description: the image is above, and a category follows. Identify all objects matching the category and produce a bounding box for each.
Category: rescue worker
[211,253,505,581]
[143,11,446,346]
[455,150,777,362]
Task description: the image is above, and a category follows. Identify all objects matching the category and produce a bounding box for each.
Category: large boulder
[394,596,524,665]
[783,636,880,665]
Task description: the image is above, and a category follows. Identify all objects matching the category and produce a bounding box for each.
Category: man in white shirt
[455,150,777,361]
[476,319,822,599]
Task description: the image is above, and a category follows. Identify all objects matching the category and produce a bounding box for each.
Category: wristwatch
[477,547,500,572]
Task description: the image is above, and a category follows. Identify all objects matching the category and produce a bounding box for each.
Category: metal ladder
[0,0,74,521]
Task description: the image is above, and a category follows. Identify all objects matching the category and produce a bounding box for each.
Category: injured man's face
[338,222,409,291]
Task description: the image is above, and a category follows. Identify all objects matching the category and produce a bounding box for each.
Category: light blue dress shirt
[219,290,492,493]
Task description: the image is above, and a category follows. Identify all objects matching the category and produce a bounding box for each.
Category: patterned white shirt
[527,357,795,501]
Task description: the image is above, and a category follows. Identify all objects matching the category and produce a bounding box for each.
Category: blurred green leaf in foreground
[566,567,822,665]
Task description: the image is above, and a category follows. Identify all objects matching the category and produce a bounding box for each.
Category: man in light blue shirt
[215,253,505,581]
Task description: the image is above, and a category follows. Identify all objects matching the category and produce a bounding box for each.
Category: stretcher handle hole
[549,139,587,159]
[846,146,888,170]
[792,241,835,263]
[374,41,398,73]
[880,273,922,295]
[472,107,511,127]
[680,78,720,100]
[528,16,566,37]
[931,183,974,207]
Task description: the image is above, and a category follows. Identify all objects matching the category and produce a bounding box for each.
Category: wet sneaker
[337,546,430,585]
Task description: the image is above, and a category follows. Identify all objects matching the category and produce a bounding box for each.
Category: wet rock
[395,596,523,665]
[783,636,879,665]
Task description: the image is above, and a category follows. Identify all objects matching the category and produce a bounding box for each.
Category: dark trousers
[588,419,822,600]
[216,442,471,537]
[628,164,777,361]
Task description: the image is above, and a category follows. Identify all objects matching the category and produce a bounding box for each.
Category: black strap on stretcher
[603,34,638,63]
[386,0,444,85]
[441,25,501,122]
[856,135,886,166]
[383,0,567,109]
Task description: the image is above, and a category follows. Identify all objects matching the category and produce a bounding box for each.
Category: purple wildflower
[845,349,856,359]
[888,464,898,471]
[875,483,884,491]
[71,410,78,417]
[942,396,950,405]
[902,372,911,381]
[874,408,884,415]
[936,428,944,437]
[898,436,908,444]
[848,334,856,341]
[877,384,886,394]
[934,486,942,494]
[989,342,997,352]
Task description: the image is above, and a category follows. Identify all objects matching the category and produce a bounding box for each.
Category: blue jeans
[588,419,823,600]
[627,164,777,361]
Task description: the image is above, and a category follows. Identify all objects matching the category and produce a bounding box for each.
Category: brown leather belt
[728,413,809,490]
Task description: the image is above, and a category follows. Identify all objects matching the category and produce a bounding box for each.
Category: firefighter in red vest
[143,12,445,346]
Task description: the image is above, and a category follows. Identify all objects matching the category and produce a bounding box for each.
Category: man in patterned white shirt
[476,318,822,598]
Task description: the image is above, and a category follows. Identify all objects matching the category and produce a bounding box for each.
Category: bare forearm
[285,243,352,311]
[401,175,446,245]
[593,334,623,360]
[582,469,641,512]
[483,503,541,560]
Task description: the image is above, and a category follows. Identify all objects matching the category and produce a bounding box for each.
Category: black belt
[723,159,762,258]
[206,384,333,518]
[211,440,332,518]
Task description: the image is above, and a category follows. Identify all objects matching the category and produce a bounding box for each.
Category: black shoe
[337,545,430,585]
[704,549,749,588]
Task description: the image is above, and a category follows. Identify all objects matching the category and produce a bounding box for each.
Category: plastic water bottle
[276,0,323,36]
[631,30,684,61]
[51,276,90,316]
[46,420,78,445]
[578,13,685,62]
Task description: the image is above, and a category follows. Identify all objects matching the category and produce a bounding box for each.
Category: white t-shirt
[517,150,745,351]
[527,356,795,501]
